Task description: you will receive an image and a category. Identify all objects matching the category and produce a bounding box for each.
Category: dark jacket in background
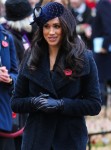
[92,0,111,51]
[11,30,25,65]
[92,0,111,82]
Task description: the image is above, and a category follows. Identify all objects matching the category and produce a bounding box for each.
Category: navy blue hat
[31,2,64,27]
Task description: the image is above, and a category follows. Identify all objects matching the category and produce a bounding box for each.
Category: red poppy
[2,41,9,47]
[64,69,72,76]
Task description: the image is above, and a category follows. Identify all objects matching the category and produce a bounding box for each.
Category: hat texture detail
[32,2,64,27]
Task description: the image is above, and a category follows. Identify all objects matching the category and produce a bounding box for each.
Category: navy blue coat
[11,50,101,150]
[92,0,111,81]
[0,25,18,131]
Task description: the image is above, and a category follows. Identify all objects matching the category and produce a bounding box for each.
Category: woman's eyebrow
[44,23,61,26]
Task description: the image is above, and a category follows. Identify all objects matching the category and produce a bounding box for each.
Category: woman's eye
[43,24,49,28]
[54,25,60,29]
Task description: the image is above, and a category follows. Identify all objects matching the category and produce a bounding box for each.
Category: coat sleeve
[61,51,102,116]
[11,52,35,114]
[11,71,35,113]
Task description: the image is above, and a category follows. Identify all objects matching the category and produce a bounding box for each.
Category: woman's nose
[49,27,55,34]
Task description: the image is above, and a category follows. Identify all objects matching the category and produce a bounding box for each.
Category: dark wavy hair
[28,8,86,78]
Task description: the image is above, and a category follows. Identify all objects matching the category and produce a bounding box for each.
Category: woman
[11,2,101,150]
[0,24,18,150]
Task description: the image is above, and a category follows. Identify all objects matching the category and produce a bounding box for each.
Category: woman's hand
[31,94,64,113]
[38,97,64,113]
[31,94,49,111]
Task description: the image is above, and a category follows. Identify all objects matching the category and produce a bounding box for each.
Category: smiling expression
[43,17,63,49]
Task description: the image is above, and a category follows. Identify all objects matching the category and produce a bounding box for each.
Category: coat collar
[22,50,90,97]
[22,52,58,97]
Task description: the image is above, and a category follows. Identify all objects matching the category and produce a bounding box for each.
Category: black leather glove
[31,94,49,111]
[38,97,64,113]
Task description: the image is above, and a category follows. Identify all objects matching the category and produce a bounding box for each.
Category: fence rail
[88,130,111,150]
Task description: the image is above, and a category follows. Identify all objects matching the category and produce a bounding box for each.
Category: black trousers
[0,137,15,150]
[0,137,5,150]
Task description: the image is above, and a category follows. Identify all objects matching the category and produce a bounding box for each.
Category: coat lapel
[51,50,90,91]
[23,52,58,97]
[50,70,71,91]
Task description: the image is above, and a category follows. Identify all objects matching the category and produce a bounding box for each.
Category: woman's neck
[49,46,59,71]
[49,46,59,57]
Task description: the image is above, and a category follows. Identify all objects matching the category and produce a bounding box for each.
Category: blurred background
[1,0,111,150]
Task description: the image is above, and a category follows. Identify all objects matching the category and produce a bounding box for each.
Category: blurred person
[0,24,18,150]
[11,2,101,150]
[92,0,111,105]
[85,0,97,18]
[85,0,96,9]
[69,0,93,49]
[0,0,34,149]
[0,0,33,66]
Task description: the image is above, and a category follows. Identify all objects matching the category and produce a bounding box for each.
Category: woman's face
[43,17,62,48]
